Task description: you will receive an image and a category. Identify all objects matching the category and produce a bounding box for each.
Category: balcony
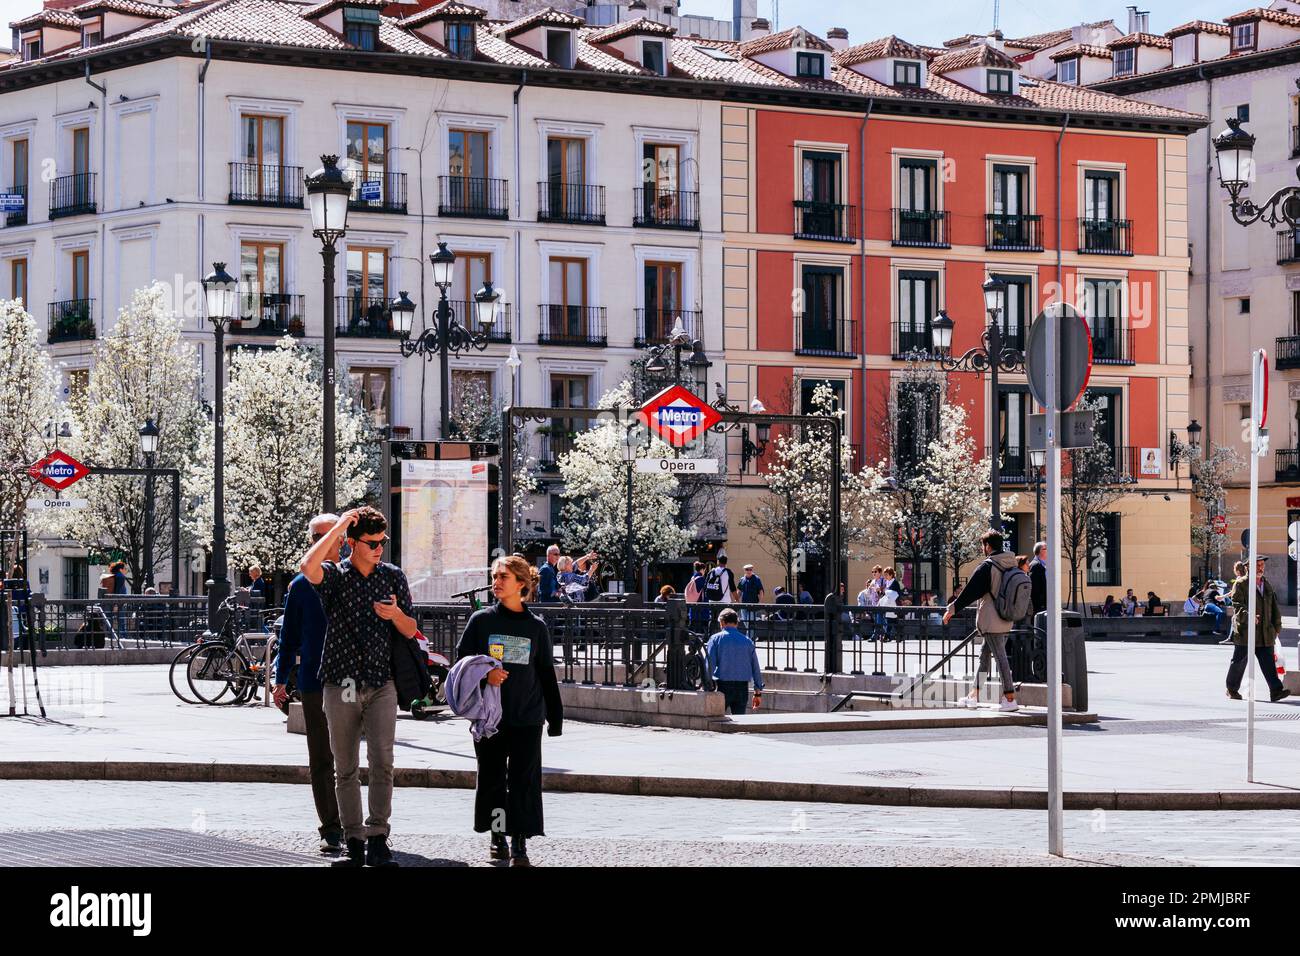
[450,299,512,343]
[1078,218,1132,255]
[892,322,940,359]
[985,213,1043,252]
[335,295,400,338]
[538,305,606,346]
[793,200,856,242]
[228,163,303,208]
[992,446,1032,484]
[537,432,580,471]
[438,176,509,219]
[47,299,95,344]
[795,318,857,357]
[1277,335,1300,369]
[633,187,700,230]
[1277,230,1300,265]
[231,293,305,336]
[537,182,605,225]
[49,173,95,219]
[892,208,950,248]
[1278,449,1300,483]
[1090,327,1135,365]
[349,171,407,214]
[635,308,702,348]
[4,184,27,227]
[1292,125,1300,159]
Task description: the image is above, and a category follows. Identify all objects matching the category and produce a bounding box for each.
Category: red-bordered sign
[636,385,721,448]
[1212,515,1228,535]
[28,449,90,491]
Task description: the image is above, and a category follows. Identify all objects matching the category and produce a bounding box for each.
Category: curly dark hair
[346,505,388,541]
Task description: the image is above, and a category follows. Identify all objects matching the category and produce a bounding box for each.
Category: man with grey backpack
[942,530,1029,712]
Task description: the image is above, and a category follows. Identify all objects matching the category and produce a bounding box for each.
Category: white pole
[1045,306,1063,856]
[1246,348,1263,783]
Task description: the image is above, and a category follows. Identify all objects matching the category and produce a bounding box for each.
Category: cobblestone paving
[0,828,318,867]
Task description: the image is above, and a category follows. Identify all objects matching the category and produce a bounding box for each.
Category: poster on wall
[1139,447,1162,477]
[399,458,490,602]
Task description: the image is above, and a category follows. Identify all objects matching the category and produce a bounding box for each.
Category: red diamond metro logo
[28,449,90,492]
[636,385,721,448]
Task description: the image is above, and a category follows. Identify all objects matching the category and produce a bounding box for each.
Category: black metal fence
[537,182,606,224]
[49,172,96,218]
[228,163,303,207]
[793,200,857,241]
[22,595,269,651]
[633,187,699,229]
[892,208,949,247]
[985,213,1043,251]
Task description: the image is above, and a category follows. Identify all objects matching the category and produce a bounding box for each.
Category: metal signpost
[1024,302,1092,858]
[1245,349,1268,782]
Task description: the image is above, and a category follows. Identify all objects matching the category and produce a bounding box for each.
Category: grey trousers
[975,633,1017,698]
[322,680,397,841]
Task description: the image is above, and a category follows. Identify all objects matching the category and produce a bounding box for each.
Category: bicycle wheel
[187,644,237,705]
[168,644,204,704]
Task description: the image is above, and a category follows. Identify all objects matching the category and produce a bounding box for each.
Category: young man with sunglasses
[301,505,418,867]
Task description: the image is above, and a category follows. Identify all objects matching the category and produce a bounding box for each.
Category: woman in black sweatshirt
[457,554,563,867]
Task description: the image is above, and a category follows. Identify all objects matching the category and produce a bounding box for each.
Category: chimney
[1127,6,1149,35]
[748,16,769,39]
[826,26,848,51]
[985,28,1004,50]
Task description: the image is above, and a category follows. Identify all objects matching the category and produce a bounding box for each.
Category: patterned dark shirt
[313,559,413,689]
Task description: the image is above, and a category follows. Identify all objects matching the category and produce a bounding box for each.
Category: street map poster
[399,458,489,602]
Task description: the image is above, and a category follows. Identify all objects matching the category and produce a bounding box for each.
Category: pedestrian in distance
[1183,586,1203,616]
[457,555,563,867]
[537,545,561,603]
[684,560,708,633]
[1123,588,1138,617]
[300,506,418,868]
[654,585,674,604]
[703,554,738,603]
[1202,591,1228,637]
[248,563,266,599]
[1226,556,1291,703]
[274,513,343,855]
[705,607,764,716]
[1103,595,1123,618]
[737,563,764,630]
[944,530,1029,712]
[1029,542,1048,617]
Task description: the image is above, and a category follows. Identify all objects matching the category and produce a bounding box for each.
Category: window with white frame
[1113,47,1134,76]
[1232,22,1255,51]
[1056,57,1078,84]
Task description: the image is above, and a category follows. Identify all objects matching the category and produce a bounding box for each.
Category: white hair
[309,513,340,533]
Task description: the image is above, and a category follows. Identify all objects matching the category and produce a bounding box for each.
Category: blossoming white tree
[59,285,206,590]
[184,338,378,587]
[554,382,694,582]
[0,299,64,569]
[1188,442,1244,584]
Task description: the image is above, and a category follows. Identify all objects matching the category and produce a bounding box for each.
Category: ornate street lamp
[1029,446,1046,545]
[202,261,237,629]
[645,316,709,389]
[1214,117,1300,228]
[621,424,640,595]
[139,418,159,588]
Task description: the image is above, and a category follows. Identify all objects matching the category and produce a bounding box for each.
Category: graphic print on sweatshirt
[488,634,532,665]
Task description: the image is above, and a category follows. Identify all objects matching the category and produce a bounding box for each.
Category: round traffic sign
[1241,529,1250,549]
[1025,303,1092,411]
[1289,521,1300,542]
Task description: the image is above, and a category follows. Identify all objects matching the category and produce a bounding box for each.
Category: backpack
[993,562,1032,623]
[684,575,702,604]
[703,568,728,601]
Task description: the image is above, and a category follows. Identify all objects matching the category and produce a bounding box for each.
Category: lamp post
[392,242,499,437]
[202,262,237,629]
[1029,446,1046,545]
[621,424,639,595]
[644,317,710,390]
[932,275,1026,535]
[506,345,522,406]
[139,418,159,589]
[305,155,352,513]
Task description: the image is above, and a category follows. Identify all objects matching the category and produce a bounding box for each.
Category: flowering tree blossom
[554,382,694,581]
[0,299,64,569]
[59,286,206,590]
[1059,401,1128,608]
[1188,442,1244,584]
[184,338,378,581]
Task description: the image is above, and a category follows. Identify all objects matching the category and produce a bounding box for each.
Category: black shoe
[510,836,531,868]
[319,831,343,854]
[1227,689,1243,700]
[366,835,398,867]
[1219,638,1233,645]
[1272,689,1292,703]
[331,838,365,867]
[490,834,509,861]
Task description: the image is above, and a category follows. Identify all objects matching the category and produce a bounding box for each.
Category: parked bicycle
[168,591,295,710]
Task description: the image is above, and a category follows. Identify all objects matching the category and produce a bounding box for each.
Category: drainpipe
[1056,113,1070,295]
[86,61,107,333]
[199,45,212,202]
[1200,66,1213,451]
[858,98,873,465]
[513,71,528,399]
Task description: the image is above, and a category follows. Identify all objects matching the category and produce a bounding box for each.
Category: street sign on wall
[26,498,88,511]
[1028,411,1095,451]
[634,457,719,475]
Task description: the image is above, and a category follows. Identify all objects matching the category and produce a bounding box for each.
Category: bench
[1081,614,1222,643]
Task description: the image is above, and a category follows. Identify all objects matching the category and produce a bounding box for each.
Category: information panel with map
[399,458,490,602]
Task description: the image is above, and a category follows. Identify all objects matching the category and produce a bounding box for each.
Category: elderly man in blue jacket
[705,607,764,716]
[273,513,342,854]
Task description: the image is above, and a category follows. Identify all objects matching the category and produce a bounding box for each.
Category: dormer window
[796,51,825,78]
[1232,22,1256,51]
[1057,57,1078,84]
[894,60,921,86]
[21,37,40,61]
[343,6,380,51]
[987,69,1013,94]
[1113,47,1134,76]
[546,29,573,68]
[82,22,103,48]
[642,39,666,75]
[446,20,475,59]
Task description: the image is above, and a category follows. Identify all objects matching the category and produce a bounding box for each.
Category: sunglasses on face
[353,536,388,551]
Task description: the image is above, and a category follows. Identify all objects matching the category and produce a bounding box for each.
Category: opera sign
[636,385,721,448]
[28,449,90,492]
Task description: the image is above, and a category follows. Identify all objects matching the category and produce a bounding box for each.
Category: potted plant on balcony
[288,314,305,336]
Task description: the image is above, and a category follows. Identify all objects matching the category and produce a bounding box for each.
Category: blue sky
[685,0,1230,46]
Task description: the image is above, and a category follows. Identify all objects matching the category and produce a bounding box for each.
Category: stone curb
[2,760,1297,810]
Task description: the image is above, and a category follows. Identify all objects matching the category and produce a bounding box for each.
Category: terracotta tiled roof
[575,28,647,73]
[73,0,178,19]
[1225,7,1300,28]
[1003,20,1115,51]
[738,25,833,56]
[472,24,551,67]
[1050,43,1111,61]
[1108,32,1173,49]
[379,17,447,56]
[1166,20,1230,37]
[943,33,982,48]
[586,16,675,44]
[929,42,1021,73]
[398,1,485,29]
[834,35,928,67]
[300,0,385,19]
[1016,76,1204,119]
[11,7,83,29]
[500,6,585,38]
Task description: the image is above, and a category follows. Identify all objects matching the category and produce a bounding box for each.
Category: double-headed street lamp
[305,155,352,513]
[202,262,238,628]
[139,418,159,589]
[644,317,710,389]
[931,275,1027,533]
[389,241,502,438]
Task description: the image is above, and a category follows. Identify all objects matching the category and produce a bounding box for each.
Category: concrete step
[720,708,1099,734]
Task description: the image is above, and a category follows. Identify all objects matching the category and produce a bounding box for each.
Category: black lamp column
[305,156,352,513]
[139,418,159,589]
[202,263,237,629]
[621,426,638,595]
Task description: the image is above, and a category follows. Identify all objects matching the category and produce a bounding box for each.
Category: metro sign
[28,449,90,492]
[636,385,721,448]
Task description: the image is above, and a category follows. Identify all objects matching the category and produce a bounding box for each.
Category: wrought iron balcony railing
[538,305,606,346]
[985,213,1043,251]
[1078,218,1132,255]
[336,295,400,338]
[793,200,857,242]
[49,173,95,219]
[537,182,606,225]
[438,176,509,219]
[349,171,407,214]
[635,308,702,348]
[232,293,306,336]
[228,163,303,208]
[47,299,95,344]
[892,208,950,247]
[795,318,857,357]
[633,187,700,230]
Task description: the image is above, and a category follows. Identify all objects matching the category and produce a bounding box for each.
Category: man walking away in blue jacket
[705,608,764,716]
[274,513,342,855]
